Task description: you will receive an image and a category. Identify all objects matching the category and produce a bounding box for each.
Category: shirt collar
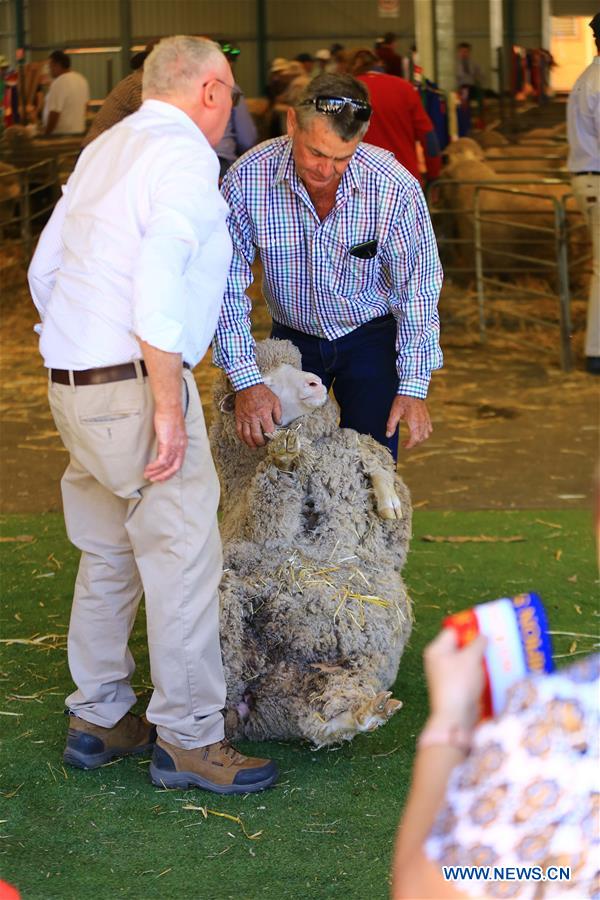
[274,135,364,197]
[274,138,295,185]
[140,98,209,143]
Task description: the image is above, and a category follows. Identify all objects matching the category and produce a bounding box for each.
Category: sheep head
[214,339,328,427]
[263,363,327,426]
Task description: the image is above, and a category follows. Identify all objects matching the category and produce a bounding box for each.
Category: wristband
[417,723,472,754]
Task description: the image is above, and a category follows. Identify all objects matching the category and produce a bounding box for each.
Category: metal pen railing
[473,185,573,370]
[0,157,70,266]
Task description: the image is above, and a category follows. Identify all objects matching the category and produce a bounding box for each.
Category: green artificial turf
[0,511,597,900]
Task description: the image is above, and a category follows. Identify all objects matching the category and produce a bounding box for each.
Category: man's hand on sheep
[235,384,282,449]
[386,396,432,449]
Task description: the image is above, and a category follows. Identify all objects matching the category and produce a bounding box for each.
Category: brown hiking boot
[149,736,278,794]
[63,711,156,769]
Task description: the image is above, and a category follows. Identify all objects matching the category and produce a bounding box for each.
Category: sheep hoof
[268,428,301,471]
[372,690,403,718]
[315,690,403,744]
[360,691,403,731]
[376,496,403,521]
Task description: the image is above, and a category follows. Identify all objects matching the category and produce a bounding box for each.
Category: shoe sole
[149,763,278,794]
[63,742,155,770]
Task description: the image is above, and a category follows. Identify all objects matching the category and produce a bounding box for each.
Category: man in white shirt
[28,36,278,794]
[567,13,600,374]
[43,50,89,136]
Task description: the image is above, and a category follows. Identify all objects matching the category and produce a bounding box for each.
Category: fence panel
[473,185,572,370]
[426,175,580,371]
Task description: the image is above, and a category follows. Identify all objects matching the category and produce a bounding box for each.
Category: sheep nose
[306,377,322,388]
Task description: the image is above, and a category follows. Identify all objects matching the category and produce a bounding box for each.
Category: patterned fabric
[213,137,443,397]
[82,70,143,148]
[424,655,600,898]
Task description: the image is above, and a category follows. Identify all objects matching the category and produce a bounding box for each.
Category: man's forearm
[138,340,182,410]
[44,110,60,136]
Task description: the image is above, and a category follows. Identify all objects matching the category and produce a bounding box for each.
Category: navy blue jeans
[270,315,399,461]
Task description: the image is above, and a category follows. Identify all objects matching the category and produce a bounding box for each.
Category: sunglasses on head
[302,95,372,122]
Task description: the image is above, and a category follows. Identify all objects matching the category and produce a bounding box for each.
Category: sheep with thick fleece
[210,339,412,747]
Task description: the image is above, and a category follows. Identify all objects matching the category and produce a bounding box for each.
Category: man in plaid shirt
[213,73,443,461]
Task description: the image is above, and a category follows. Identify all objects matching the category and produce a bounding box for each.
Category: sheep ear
[219,392,236,413]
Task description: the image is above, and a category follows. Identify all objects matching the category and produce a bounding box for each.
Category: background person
[81,40,158,148]
[375,32,404,77]
[295,52,315,77]
[392,629,599,898]
[314,49,334,75]
[350,48,441,185]
[567,12,600,375]
[28,35,277,795]
[455,41,483,99]
[215,41,258,178]
[213,73,443,462]
[42,49,89,136]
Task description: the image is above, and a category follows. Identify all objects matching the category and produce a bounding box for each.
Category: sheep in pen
[210,338,413,748]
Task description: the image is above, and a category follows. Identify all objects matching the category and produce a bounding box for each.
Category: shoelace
[216,740,247,764]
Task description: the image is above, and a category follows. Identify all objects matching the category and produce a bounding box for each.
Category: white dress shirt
[567,56,600,173]
[29,99,232,369]
[42,70,90,134]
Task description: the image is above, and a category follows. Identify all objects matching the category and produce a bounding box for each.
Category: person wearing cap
[295,53,315,77]
[567,13,600,374]
[28,36,278,794]
[314,49,334,75]
[42,50,89,136]
[213,72,443,462]
[266,57,291,100]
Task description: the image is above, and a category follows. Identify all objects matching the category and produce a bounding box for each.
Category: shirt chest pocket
[338,252,380,297]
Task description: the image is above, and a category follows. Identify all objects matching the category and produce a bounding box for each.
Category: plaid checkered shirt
[213,137,443,398]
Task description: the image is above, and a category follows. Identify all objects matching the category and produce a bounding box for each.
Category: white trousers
[48,367,226,749]
[571,173,600,357]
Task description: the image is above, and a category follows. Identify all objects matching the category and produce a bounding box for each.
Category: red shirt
[356,72,441,182]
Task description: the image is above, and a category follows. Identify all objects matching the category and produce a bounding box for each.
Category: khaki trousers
[48,367,226,749]
[571,173,600,357]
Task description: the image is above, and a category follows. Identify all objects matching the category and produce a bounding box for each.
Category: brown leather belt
[50,361,190,386]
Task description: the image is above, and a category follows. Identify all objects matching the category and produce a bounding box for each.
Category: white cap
[270,57,289,72]
[315,49,331,61]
